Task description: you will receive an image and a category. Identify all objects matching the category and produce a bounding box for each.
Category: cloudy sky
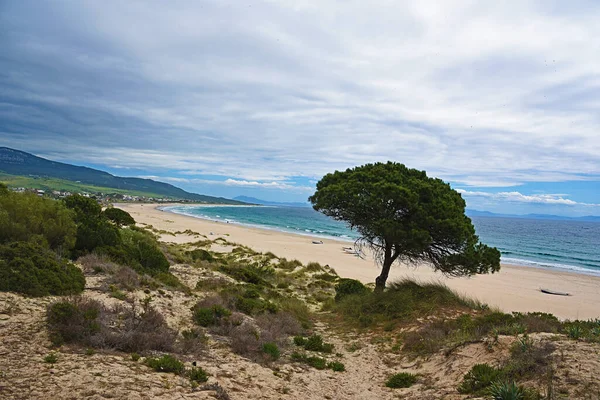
[1,1,599,216]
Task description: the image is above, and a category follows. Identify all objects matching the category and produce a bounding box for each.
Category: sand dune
[117,203,600,321]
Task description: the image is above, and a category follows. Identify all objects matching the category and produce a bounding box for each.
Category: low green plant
[293,336,307,346]
[327,361,345,372]
[385,372,417,388]
[334,278,369,301]
[85,348,96,356]
[145,354,184,374]
[262,342,281,360]
[301,334,334,353]
[192,305,231,327]
[187,366,209,383]
[108,284,127,300]
[458,363,503,394]
[567,325,582,340]
[44,352,58,364]
[130,353,141,362]
[488,381,525,400]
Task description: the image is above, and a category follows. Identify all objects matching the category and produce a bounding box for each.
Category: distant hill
[467,209,600,222]
[233,196,311,208]
[0,147,246,204]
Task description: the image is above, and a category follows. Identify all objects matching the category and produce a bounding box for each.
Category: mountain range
[233,196,311,207]
[466,209,600,222]
[0,147,245,204]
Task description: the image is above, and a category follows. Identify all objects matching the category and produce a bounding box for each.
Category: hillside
[0,147,245,204]
[233,196,311,207]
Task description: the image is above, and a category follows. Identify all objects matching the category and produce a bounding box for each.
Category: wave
[501,257,600,276]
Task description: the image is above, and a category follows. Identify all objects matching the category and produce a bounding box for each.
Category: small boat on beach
[540,288,571,296]
[312,240,323,244]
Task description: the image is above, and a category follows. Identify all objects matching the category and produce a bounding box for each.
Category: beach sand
[118,203,600,321]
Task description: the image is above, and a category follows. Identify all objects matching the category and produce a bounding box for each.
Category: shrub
[44,352,58,364]
[303,334,334,353]
[118,228,170,275]
[294,336,307,346]
[0,242,85,297]
[220,263,274,286]
[130,353,141,361]
[146,354,184,374]
[334,278,369,301]
[327,361,345,372]
[262,342,281,360]
[458,364,503,394]
[192,305,232,327]
[187,249,215,263]
[47,296,176,352]
[0,190,76,252]
[385,372,418,388]
[77,253,120,275]
[488,381,525,400]
[187,366,209,383]
[103,208,135,227]
[109,266,140,291]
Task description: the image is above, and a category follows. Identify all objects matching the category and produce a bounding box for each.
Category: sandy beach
[117,203,600,321]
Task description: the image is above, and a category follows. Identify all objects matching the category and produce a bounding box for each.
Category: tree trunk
[375,257,393,292]
[375,244,394,292]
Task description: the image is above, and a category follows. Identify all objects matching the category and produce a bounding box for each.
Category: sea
[161,205,600,276]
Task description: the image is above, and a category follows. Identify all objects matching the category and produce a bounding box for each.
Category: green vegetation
[262,342,281,360]
[334,278,369,301]
[334,279,478,327]
[458,364,503,395]
[294,334,334,353]
[0,241,85,296]
[192,305,232,327]
[145,354,185,374]
[385,372,418,388]
[43,352,58,364]
[187,366,209,383]
[103,207,135,227]
[309,162,500,290]
[488,381,528,400]
[327,361,345,372]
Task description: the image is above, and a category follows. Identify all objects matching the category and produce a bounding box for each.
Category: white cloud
[1,0,600,195]
[457,189,600,207]
[139,176,313,192]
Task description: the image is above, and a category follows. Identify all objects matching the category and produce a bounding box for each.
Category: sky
[0,1,599,216]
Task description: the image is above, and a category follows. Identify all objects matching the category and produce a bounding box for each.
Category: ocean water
[162,205,600,276]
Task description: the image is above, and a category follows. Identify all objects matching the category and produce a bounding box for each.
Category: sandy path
[117,203,600,321]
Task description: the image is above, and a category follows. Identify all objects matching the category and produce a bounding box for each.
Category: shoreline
[117,203,600,320]
[159,204,600,278]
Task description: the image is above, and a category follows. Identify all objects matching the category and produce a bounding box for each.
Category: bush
[334,278,369,301]
[192,304,232,327]
[327,361,345,372]
[187,249,215,262]
[220,263,274,286]
[102,208,135,227]
[47,296,176,352]
[489,381,525,400]
[303,334,334,353]
[0,190,76,252]
[187,366,209,383]
[118,228,170,275]
[290,352,328,370]
[0,242,85,297]
[385,372,417,388]
[458,363,503,394]
[294,336,307,346]
[262,342,281,360]
[146,354,184,374]
[44,352,58,364]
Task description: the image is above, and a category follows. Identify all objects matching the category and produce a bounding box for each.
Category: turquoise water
[162,205,600,276]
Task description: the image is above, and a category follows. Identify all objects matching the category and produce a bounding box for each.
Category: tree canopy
[309,162,500,290]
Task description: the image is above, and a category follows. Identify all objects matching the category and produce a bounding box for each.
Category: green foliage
[220,263,275,286]
[145,354,185,374]
[192,305,232,327]
[458,364,503,394]
[309,162,500,289]
[44,352,58,364]
[187,248,215,262]
[334,278,369,301]
[335,279,478,327]
[64,194,120,257]
[0,189,76,252]
[118,228,170,275]
[303,334,334,353]
[489,381,525,400]
[47,298,101,345]
[102,207,135,227]
[290,352,328,370]
[385,372,418,388]
[130,353,141,362]
[566,324,582,339]
[293,336,307,346]
[187,367,209,383]
[0,241,85,297]
[262,342,281,360]
[327,361,345,372]
[154,272,184,289]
